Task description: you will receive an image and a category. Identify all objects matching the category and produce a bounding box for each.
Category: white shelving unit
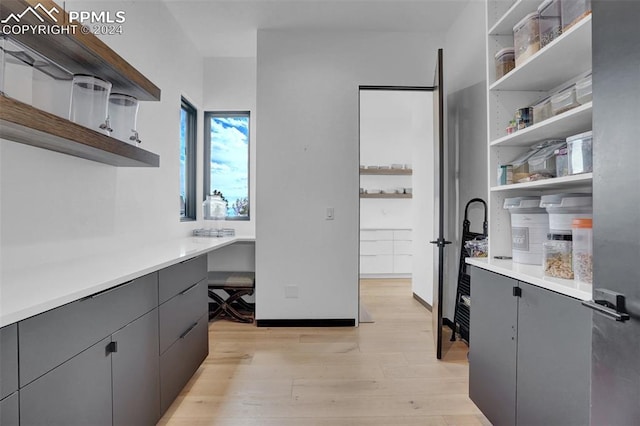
[485,0,593,284]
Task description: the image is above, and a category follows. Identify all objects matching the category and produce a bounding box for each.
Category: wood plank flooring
[158,279,489,426]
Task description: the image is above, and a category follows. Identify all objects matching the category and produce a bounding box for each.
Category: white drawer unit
[359,228,412,276]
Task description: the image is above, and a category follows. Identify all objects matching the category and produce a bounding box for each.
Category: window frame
[180,97,197,221]
[203,111,251,221]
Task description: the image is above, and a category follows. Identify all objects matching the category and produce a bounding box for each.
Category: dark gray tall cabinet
[469,267,591,426]
[589,1,640,423]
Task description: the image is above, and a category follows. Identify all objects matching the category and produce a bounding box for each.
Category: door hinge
[513,287,522,297]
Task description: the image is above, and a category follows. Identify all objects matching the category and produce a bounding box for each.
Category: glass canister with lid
[543,233,573,279]
[572,218,593,283]
[495,48,515,80]
[514,12,540,67]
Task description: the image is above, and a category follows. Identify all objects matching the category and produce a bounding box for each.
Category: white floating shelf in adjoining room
[360,193,412,199]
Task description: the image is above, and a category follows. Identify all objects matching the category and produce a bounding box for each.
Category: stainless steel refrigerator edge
[590,1,640,423]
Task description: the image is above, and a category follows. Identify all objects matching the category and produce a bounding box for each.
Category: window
[180,98,197,220]
[204,111,250,220]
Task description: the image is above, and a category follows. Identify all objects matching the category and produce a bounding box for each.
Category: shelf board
[491,173,592,192]
[360,193,412,199]
[490,15,592,92]
[0,0,160,101]
[491,102,592,147]
[360,168,412,175]
[0,96,160,167]
[488,0,540,36]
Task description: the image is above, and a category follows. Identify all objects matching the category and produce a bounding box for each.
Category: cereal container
[572,218,593,283]
[543,233,573,279]
[538,0,562,48]
[495,48,515,80]
[514,12,540,67]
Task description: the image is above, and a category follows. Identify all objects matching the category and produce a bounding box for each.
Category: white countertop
[0,236,255,328]
[466,257,593,301]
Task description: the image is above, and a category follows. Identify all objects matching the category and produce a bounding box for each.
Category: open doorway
[358,87,435,323]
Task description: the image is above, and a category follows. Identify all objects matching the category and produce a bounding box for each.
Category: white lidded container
[69,74,112,134]
[504,196,549,265]
[540,193,592,232]
[108,93,140,145]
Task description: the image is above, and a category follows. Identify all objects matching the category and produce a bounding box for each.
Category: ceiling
[162,0,472,57]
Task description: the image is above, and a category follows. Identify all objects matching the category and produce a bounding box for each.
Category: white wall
[256,30,443,321]
[0,1,203,270]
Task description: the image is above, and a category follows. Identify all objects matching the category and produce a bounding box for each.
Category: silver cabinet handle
[582,288,630,322]
[179,322,199,339]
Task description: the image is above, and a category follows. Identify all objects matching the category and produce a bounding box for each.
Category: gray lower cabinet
[112,309,161,426]
[20,337,113,426]
[469,267,591,426]
[0,392,19,426]
[0,324,19,400]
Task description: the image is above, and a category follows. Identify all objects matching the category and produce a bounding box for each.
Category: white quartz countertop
[466,257,593,301]
[0,236,255,327]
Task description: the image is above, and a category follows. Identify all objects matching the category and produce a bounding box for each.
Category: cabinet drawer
[19,272,158,386]
[393,254,413,274]
[360,230,393,241]
[20,337,113,426]
[0,392,19,426]
[160,314,208,414]
[159,255,207,304]
[360,240,393,256]
[0,324,18,400]
[393,240,412,255]
[159,279,207,354]
[359,254,393,274]
[394,230,412,240]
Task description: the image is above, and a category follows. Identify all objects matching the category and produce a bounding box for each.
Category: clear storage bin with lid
[509,146,541,183]
[69,74,112,134]
[543,233,573,279]
[575,73,592,104]
[572,218,593,283]
[551,86,579,115]
[540,193,592,232]
[504,196,549,265]
[555,146,569,177]
[567,130,593,175]
[562,0,591,32]
[108,93,140,145]
[514,12,540,67]
[538,0,562,48]
[532,96,552,124]
[495,48,515,80]
[527,140,565,179]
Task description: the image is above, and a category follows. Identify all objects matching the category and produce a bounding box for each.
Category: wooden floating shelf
[0,96,160,167]
[360,168,412,175]
[0,0,160,101]
[360,193,412,199]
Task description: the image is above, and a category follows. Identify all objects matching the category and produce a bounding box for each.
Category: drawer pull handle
[180,322,199,339]
[89,282,130,299]
[179,282,200,296]
[582,288,630,322]
[106,341,118,354]
[180,256,200,264]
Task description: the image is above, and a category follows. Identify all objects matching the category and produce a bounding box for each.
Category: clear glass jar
[69,74,112,134]
[513,12,540,66]
[572,218,593,283]
[543,233,573,279]
[108,93,139,144]
[203,194,227,221]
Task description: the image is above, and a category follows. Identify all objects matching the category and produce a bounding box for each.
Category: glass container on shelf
[572,218,593,283]
[513,12,540,67]
[108,93,140,145]
[543,233,573,279]
[567,130,593,175]
[538,0,562,48]
[69,74,112,134]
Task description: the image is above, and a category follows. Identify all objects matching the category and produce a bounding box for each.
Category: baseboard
[256,319,356,327]
[412,293,432,312]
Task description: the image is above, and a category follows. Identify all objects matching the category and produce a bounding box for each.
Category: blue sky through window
[179,108,187,217]
[209,114,249,218]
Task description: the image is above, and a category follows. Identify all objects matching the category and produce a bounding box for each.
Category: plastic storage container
[551,86,579,115]
[540,193,592,232]
[532,97,552,124]
[69,74,112,134]
[504,196,549,265]
[555,146,569,177]
[527,140,565,179]
[538,0,562,48]
[543,233,573,279]
[108,93,140,145]
[572,218,593,283]
[575,74,592,104]
[514,12,540,67]
[567,130,593,174]
[510,146,541,183]
[495,48,515,80]
[562,0,592,31]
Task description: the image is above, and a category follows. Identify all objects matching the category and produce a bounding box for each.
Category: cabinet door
[159,280,207,354]
[20,337,112,426]
[112,309,161,426]
[468,267,518,426]
[359,254,393,274]
[516,282,591,426]
[0,324,18,400]
[0,392,19,426]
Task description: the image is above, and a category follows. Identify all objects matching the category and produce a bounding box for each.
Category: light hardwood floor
[158,279,489,426]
